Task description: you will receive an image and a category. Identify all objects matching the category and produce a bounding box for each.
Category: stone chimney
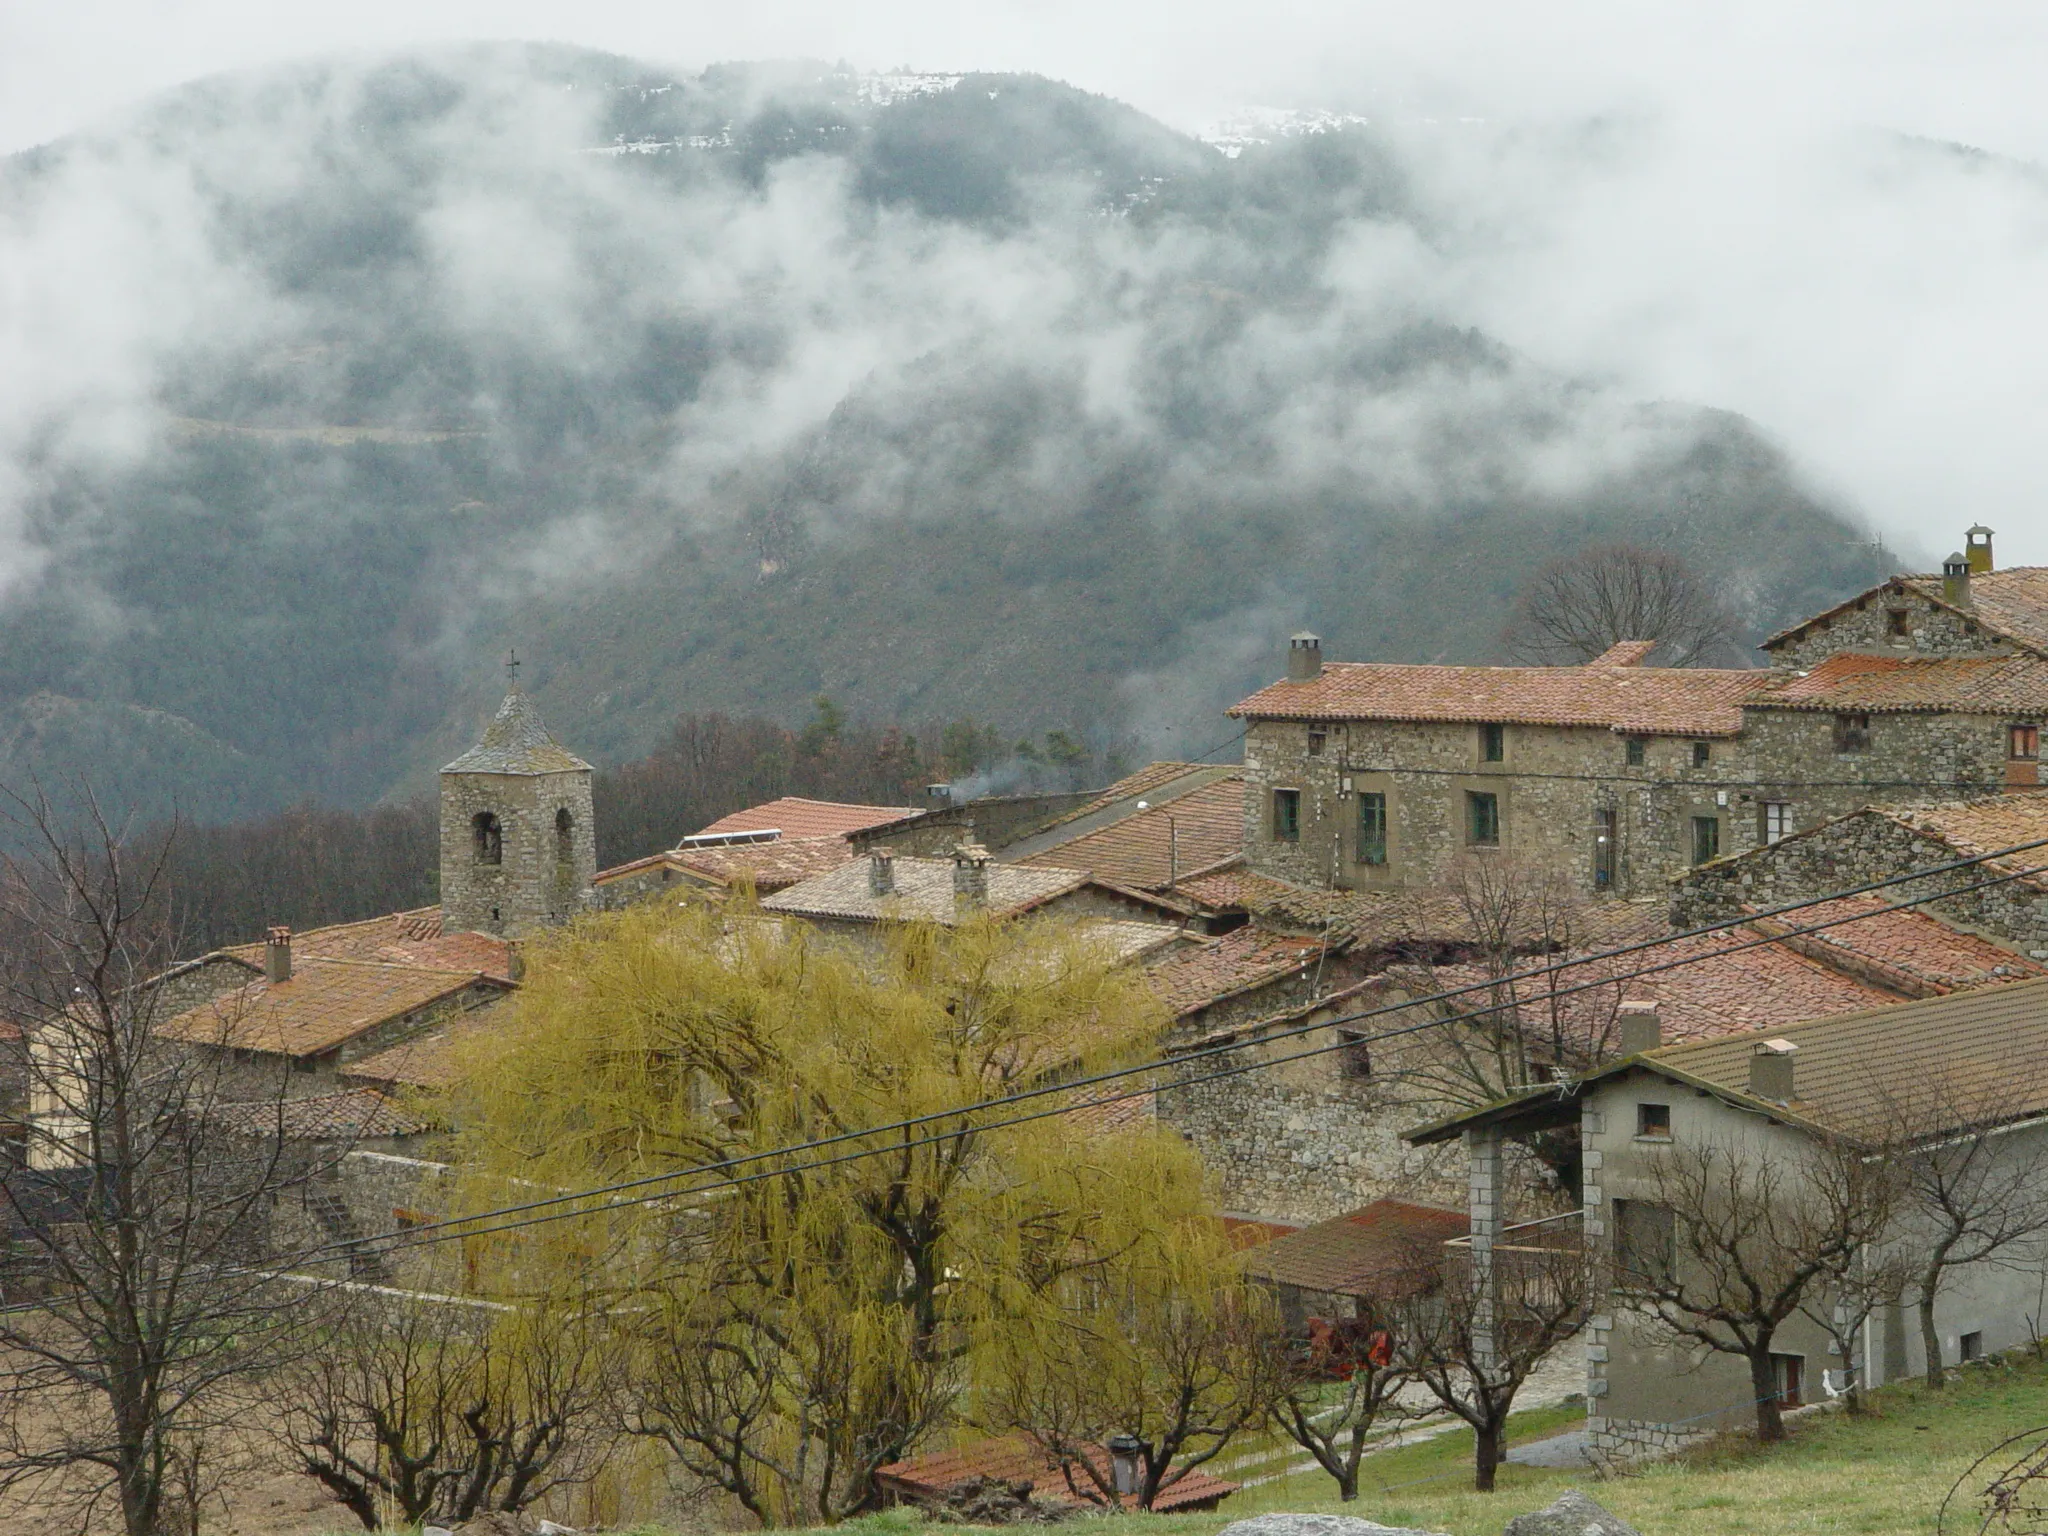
[868,847,896,897]
[505,939,525,983]
[1944,551,1973,609]
[1749,1038,1798,1103]
[952,843,991,908]
[1288,632,1323,682]
[264,926,292,985]
[925,783,953,809]
[1967,523,1996,574]
[1616,1000,1662,1057]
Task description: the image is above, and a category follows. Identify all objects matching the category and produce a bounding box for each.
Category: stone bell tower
[439,657,597,937]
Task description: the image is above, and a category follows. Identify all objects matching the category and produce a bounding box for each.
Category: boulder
[1217,1514,1450,1536]
[1502,1488,1641,1536]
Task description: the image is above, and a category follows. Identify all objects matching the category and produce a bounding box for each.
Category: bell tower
[438,655,597,937]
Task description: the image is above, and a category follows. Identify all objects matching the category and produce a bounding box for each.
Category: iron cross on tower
[506,649,520,687]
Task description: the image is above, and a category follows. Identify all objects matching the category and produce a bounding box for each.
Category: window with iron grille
[1357,791,1387,866]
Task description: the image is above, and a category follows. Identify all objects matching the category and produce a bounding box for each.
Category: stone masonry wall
[1766,582,2013,670]
[1242,707,2016,900]
[440,768,596,936]
[1672,811,2048,956]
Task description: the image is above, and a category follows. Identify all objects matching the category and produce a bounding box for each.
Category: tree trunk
[1920,1290,1947,1389]
[1473,1420,1502,1492]
[1749,1351,1785,1443]
[1337,1465,1358,1501]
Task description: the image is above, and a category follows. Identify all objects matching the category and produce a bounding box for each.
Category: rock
[536,1524,581,1535]
[453,1515,533,1536]
[423,1529,454,1536]
[1218,1515,1449,1536]
[924,1475,1069,1524]
[1502,1488,1641,1536]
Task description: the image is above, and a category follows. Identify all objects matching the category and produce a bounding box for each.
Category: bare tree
[1628,1131,1897,1443]
[1502,543,1741,667]
[273,1285,614,1530]
[0,790,326,1536]
[1876,1072,2048,1389]
[1391,1228,1586,1492]
[1265,1313,1425,1502]
[1795,1239,1913,1416]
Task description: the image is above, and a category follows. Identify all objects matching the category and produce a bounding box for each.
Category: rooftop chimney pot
[925,783,953,809]
[952,843,991,908]
[868,847,896,897]
[1967,524,1996,575]
[1617,1001,1662,1058]
[1944,551,1973,609]
[1288,632,1323,682]
[264,926,293,985]
[1749,1038,1798,1103]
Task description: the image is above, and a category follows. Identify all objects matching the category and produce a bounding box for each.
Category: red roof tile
[1744,893,2045,995]
[1230,659,1759,736]
[1753,651,2048,714]
[1242,1199,1469,1296]
[1018,776,1245,889]
[1765,567,2048,657]
[878,1438,1237,1513]
[210,1088,438,1140]
[696,797,914,839]
[1149,926,1337,1017]
[158,959,507,1059]
[595,835,859,894]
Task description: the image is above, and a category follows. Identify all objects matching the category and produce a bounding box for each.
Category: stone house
[1230,528,2048,899]
[1410,973,2048,1460]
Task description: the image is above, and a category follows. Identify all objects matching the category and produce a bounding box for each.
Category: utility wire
[229,835,2048,1273]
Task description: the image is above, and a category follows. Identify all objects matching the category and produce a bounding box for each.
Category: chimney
[1944,551,1973,609]
[1749,1038,1798,1103]
[1616,1000,1662,1057]
[505,939,525,983]
[264,926,292,985]
[1287,632,1323,682]
[952,843,991,908]
[1107,1435,1144,1499]
[868,847,896,897]
[925,783,953,809]
[1967,523,1996,574]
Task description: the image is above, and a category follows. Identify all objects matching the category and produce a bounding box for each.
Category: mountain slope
[0,47,1896,814]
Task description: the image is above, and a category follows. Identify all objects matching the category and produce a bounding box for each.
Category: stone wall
[850,792,1097,857]
[440,767,596,936]
[1764,581,2012,670]
[1241,706,2017,901]
[1671,810,2048,956]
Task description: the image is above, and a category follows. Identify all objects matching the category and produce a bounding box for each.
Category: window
[1691,741,1711,769]
[1307,729,1327,757]
[555,805,575,855]
[1690,815,1720,867]
[1272,788,1302,842]
[1614,1199,1675,1287]
[1636,1102,1672,1139]
[1593,806,1618,890]
[1763,802,1793,843]
[1357,792,1388,866]
[1771,1353,1805,1408]
[1337,1029,1372,1080]
[1887,607,1910,638]
[1479,723,1505,763]
[472,810,503,866]
[1466,791,1500,846]
[1625,736,1647,768]
[1961,1331,1984,1363]
[1834,712,1871,754]
[2012,725,2040,761]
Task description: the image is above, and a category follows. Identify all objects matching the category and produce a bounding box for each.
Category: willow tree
[443,899,1202,1523]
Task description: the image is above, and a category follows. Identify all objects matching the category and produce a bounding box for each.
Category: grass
[321,1351,2048,1536]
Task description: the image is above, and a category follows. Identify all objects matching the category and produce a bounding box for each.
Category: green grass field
[823,1350,2048,1536]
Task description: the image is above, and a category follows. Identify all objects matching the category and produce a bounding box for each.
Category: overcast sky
[8,1,2048,561]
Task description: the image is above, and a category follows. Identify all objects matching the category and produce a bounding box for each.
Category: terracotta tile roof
[1017,776,1245,889]
[1743,893,2045,995]
[1070,761,1218,815]
[1751,651,2048,714]
[1149,926,1339,1017]
[219,909,517,983]
[1764,567,2048,656]
[761,857,1089,925]
[1875,791,2048,887]
[209,1088,437,1140]
[1241,1199,1469,1296]
[345,996,517,1091]
[157,959,507,1059]
[878,1438,1237,1513]
[595,835,857,894]
[1059,1086,1157,1135]
[696,797,915,839]
[1230,659,1759,736]
[1222,1215,1302,1249]
[441,688,591,775]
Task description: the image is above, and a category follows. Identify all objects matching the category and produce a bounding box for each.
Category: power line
[237,834,2048,1273]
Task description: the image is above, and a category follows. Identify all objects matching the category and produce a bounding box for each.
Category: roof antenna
[506,648,521,689]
